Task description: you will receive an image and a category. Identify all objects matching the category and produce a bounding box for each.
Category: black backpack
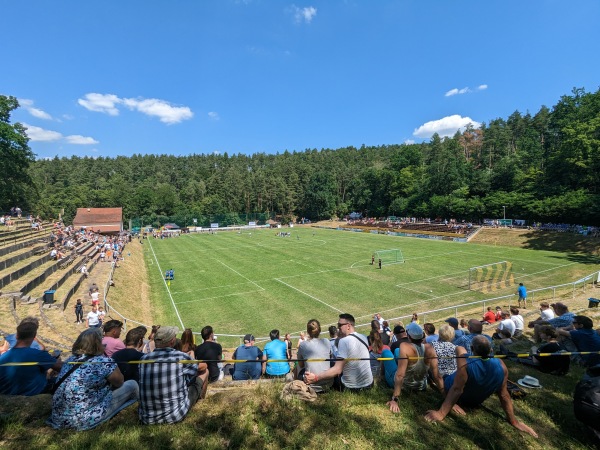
[574,376,600,430]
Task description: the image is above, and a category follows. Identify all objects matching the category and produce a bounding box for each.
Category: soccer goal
[468,261,515,292]
[374,249,405,265]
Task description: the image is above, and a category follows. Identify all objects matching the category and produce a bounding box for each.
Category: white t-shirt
[87,311,100,326]
[91,292,100,302]
[511,314,525,331]
[541,308,555,321]
[498,319,516,336]
[337,332,373,389]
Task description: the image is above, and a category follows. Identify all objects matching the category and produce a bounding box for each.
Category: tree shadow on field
[520,231,600,262]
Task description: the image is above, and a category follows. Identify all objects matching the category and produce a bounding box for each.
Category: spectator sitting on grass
[262,329,290,378]
[424,323,439,343]
[0,317,46,354]
[194,326,223,383]
[139,326,208,424]
[517,326,569,375]
[425,336,537,438]
[296,319,333,392]
[180,328,196,357]
[112,326,147,383]
[49,328,138,431]
[385,323,443,412]
[530,302,575,343]
[510,307,525,338]
[445,318,464,343]
[454,319,493,350]
[494,312,516,339]
[0,321,62,395]
[232,334,263,381]
[102,320,125,358]
[389,324,409,354]
[368,328,390,379]
[430,324,457,379]
[304,313,373,392]
[557,315,600,368]
[482,306,497,324]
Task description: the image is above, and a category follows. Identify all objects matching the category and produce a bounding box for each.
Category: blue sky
[3,0,599,159]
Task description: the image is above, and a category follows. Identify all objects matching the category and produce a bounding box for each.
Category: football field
[144,227,595,346]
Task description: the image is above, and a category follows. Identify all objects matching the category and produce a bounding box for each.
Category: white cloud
[18,98,53,120]
[444,84,488,97]
[23,123,98,145]
[78,93,121,115]
[208,111,220,120]
[23,123,62,142]
[413,115,481,139]
[404,139,415,145]
[290,5,317,23]
[78,93,193,124]
[65,135,99,145]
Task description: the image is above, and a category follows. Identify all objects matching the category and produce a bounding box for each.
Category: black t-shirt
[535,341,570,374]
[195,341,223,382]
[390,337,410,355]
[112,348,144,382]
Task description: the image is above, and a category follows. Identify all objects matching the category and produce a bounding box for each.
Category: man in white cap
[387,322,443,412]
[139,326,208,424]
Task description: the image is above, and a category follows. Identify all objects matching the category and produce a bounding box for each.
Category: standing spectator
[411,313,419,324]
[296,319,333,392]
[139,326,208,424]
[304,313,373,392]
[195,326,222,383]
[262,329,289,378]
[90,289,100,307]
[48,328,138,431]
[74,299,84,324]
[97,306,106,327]
[232,334,263,381]
[86,305,101,328]
[517,283,528,308]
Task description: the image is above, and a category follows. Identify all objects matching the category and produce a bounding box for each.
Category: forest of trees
[2,87,600,226]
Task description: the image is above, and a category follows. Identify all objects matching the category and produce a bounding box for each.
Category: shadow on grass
[519,231,600,263]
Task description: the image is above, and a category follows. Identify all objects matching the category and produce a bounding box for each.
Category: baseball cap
[406,322,424,340]
[393,325,405,335]
[244,334,255,343]
[445,317,458,327]
[154,326,178,344]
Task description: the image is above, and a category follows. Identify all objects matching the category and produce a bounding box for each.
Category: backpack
[573,376,600,430]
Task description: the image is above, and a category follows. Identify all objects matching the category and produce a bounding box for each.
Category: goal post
[468,261,514,292]
[374,249,404,265]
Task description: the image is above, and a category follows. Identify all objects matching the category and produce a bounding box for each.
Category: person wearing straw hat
[424,335,538,438]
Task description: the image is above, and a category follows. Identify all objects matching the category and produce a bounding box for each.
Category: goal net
[468,261,515,292]
[374,249,404,265]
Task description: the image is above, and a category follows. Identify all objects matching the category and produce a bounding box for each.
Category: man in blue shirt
[232,334,263,380]
[557,315,600,367]
[517,283,527,308]
[0,317,46,353]
[0,321,62,395]
[424,336,537,438]
[262,329,289,378]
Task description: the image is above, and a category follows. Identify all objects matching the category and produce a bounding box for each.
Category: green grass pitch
[143,227,595,346]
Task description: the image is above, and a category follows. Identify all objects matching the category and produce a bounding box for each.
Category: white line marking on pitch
[275,278,344,313]
[148,239,185,330]
[217,260,265,291]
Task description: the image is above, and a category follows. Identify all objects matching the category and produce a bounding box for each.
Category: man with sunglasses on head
[304,313,373,392]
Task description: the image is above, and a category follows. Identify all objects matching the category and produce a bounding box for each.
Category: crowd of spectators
[3,297,600,438]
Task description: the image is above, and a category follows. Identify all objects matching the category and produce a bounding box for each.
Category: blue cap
[406,322,424,339]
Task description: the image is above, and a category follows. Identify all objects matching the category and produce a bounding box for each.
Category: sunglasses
[337,322,349,328]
